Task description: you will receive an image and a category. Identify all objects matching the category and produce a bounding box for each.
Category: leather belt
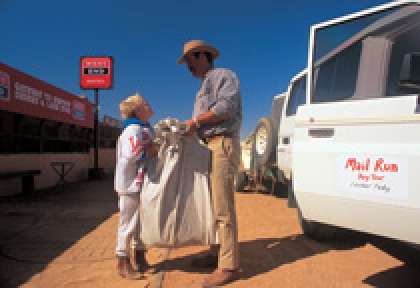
[202,134,233,144]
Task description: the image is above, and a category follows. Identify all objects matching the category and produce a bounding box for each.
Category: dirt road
[0,177,418,287]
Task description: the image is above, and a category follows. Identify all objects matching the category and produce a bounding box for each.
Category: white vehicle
[277,70,307,185]
[236,93,287,193]
[292,0,420,245]
[236,135,254,192]
[236,72,307,194]
[240,135,253,172]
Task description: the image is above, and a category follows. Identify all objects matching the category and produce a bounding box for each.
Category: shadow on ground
[363,264,420,288]
[239,180,289,198]
[158,233,367,278]
[363,236,420,288]
[160,231,420,287]
[0,175,117,288]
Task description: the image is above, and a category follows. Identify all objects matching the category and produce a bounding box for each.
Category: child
[114,94,156,279]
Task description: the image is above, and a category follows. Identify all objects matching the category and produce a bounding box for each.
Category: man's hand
[185,118,198,135]
[146,143,159,158]
[185,112,219,136]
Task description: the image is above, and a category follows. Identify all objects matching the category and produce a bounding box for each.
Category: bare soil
[1,177,418,288]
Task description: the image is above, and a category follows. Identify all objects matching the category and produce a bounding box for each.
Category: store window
[0,110,105,154]
[0,86,7,99]
[70,126,90,152]
[16,116,41,153]
[100,124,119,148]
[0,110,16,153]
[42,121,91,153]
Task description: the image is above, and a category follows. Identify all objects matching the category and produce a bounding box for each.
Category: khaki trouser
[207,135,240,270]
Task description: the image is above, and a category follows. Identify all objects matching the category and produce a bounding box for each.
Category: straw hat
[177,40,219,64]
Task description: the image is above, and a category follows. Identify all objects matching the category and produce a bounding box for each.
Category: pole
[94,88,99,170]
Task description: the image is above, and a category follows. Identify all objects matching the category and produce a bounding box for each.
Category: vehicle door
[293,2,420,244]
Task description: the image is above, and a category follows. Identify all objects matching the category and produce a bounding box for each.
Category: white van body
[293,0,420,244]
[277,70,307,182]
[240,136,253,171]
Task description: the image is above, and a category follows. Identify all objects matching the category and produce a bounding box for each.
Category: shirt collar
[123,118,150,129]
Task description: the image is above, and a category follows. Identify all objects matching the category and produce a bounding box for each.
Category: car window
[314,9,395,62]
[313,42,362,103]
[387,23,420,96]
[286,75,306,116]
[311,4,420,103]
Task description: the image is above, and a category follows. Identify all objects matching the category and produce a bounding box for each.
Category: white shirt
[114,124,153,194]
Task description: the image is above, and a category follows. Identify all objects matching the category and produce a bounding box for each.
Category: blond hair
[119,94,146,119]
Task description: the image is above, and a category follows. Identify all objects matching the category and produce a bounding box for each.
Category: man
[178,40,242,288]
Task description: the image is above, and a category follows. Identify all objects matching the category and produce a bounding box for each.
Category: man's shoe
[191,254,218,268]
[135,250,150,273]
[202,269,240,288]
[117,256,143,280]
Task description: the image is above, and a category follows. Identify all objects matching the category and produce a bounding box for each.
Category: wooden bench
[0,170,41,194]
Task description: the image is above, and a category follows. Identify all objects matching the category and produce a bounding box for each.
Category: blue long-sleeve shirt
[192,68,242,139]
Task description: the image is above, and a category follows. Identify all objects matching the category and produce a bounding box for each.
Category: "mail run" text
[345,158,398,173]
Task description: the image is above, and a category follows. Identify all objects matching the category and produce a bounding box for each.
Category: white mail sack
[139,133,217,248]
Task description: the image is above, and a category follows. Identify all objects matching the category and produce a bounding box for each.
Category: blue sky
[1,0,389,137]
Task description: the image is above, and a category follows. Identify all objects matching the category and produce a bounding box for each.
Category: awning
[0,62,93,128]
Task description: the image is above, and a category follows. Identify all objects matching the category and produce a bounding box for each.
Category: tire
[259,166,285,196]
[234,171,246,192]
[254,117,275,167]
[271,96,284,137]
[262,177,285,197]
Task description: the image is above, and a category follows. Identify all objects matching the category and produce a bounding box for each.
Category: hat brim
[177,45,219,64]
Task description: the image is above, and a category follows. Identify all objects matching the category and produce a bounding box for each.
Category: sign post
[80,56,113,178]
[94,88,99,171]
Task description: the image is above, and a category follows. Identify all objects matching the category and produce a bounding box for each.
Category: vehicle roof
[274,92,287,100]
[311,0,418,31]
[290,69,307,84]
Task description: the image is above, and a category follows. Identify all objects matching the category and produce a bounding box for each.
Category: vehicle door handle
[308,128,335,138]
[282,137,290,145]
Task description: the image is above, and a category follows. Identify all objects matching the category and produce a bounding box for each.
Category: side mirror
[399,53,420,91]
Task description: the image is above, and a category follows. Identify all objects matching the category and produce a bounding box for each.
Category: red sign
[0,62,94,128]
[80,56,113,89]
